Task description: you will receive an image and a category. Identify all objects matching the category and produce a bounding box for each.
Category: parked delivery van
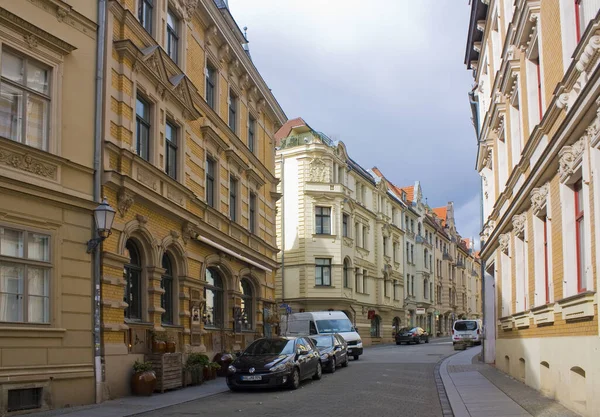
[281,311,363,360]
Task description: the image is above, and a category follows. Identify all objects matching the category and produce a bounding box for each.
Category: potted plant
[185,353,209,386]
[166,332,177,353]
[209,362,221,379]
[213,352,234,377]
[151,331,167,354]
[131,360,156,396]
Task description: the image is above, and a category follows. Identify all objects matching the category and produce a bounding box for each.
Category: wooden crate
[145,353,183,393]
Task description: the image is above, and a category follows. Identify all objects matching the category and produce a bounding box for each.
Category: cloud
[454,192,483,250]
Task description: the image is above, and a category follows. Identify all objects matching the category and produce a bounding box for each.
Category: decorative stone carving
[170,230,180,240]
[576,35,600,73]
[257,98,266,114]
[530,183,549,216]
[205,24,218,46]
[512,213,526,237]
[556,92,570,110]
[219,44,231,64]
[182,222,195,245]
[309,159,328,183]
[117,187,134,218]
[480,220,495,242]
[136,167,158,190]
[24,33,38,48]
[0,150,57,179]
[177,0,199,21]
[558,136,587,183]
[56,6,70,22]
[499,233,510,254]
[136,214,148,225]
[167,186,185,206]
[482,148,493,169]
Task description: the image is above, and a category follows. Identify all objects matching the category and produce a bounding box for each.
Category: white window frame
[513,222,528,313]
[532,183,553,306]
[500,237,512,316]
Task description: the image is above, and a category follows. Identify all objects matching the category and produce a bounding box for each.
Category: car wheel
[329,357,336,373]
[353,355,359,360]
[289,367,300,390]
[341,356,349,368]
[396,341,401,345]
[313,361,322,380]
[416,338,421,345]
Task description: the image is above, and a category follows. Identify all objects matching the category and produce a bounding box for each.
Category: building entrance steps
[24,378,228,417]
[439,346,581,417]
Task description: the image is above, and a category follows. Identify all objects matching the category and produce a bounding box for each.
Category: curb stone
[434,354,456,417]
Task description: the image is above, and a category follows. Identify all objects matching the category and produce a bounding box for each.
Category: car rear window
[454,321,477,331]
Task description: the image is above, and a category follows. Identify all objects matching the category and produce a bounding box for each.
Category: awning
[195,235,272,273]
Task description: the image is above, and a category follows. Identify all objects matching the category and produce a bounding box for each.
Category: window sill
[557,290,596,321]
[313,233,336,238]
[313,285,335,289]
[511,311,531,329]
[498,316,515,330]
[531,303,555,325]
[0,325,66,338]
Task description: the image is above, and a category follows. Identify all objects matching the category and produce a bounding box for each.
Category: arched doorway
[370,315,381,338]
[392,317,401,337]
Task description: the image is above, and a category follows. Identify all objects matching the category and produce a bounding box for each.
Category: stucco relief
[117,187,134,217]
[530,183,549,216]
[499,233,510,254]
[558,136,587,183]
[512,214,526,237]
[309,158,328,183]
[0,149,57,179]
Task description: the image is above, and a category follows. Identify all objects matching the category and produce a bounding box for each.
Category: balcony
[279,131,334,149]
[457,259,465,269]
[443,252,454,262]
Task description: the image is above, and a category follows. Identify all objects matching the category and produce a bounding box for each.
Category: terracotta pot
[166,341,176,353]
[131,371,157,396]
[152,341,166,354]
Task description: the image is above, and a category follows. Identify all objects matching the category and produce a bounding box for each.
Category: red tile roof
[274,117,308,145]
[401,186,414,202]
[432,207,447,225]
[463,238,471,248]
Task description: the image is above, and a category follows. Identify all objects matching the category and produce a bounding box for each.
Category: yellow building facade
[0,0,99,414]
[100,0,285,399]
[467,0,600,415]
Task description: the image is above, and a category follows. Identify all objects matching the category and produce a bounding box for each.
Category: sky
[228,0,481,245]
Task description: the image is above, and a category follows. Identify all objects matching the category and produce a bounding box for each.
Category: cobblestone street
[138,339,454,417]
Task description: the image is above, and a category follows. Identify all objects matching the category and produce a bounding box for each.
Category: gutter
[280,155,285,304]
[93,0,107,404]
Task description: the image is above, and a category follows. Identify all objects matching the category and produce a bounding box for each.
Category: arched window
[204,268,223,328]
[161,253,174,325]
[239,278,253,330]
[370,315,381,337]
[124,240,142,320]
[343,258,351,288]
[392,317,401,335]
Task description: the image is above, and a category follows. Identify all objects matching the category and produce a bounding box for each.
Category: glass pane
[26,95,48,149]
[26,61,49,94]
[167,10,177,32]
[28,233,49,262]
[166,122,175,143]
[1,228,24,258]
[578,219,586,288]
[1,52,24,85]
[136,97,147,119]
[28,267,48,296]
[0,263,24,322]
[28,295,49,323]
[323,266,330,285]
[0,83,23,141]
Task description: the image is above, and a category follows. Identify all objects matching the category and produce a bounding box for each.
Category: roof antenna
[243,26,248,40]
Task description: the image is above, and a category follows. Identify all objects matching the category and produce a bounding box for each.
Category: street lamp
[87,197,116,253]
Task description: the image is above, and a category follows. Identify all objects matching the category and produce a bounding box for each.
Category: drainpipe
[280,154,285,305]
[93,0,107,404]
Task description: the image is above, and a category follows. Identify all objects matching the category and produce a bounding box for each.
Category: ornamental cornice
[530,183,549,216]
[558,135,587,183]
[0,147,58,180]
[26,0,97,39]
[513,0,540,49]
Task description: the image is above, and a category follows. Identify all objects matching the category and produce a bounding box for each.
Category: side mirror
[235,351,242,358]
[334,345,342,351]
[297,348,308,356]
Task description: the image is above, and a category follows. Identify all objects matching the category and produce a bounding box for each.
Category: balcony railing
[279,131,334,149]
[443,252,454,262]
[457,259,465,268]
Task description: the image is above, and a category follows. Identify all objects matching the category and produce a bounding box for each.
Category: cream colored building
[0,1,98,414]
[100,0,285,400]
[467,0,600,415]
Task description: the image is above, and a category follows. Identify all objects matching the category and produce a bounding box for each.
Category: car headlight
[269,361,290,372]
[356,339,363,348]
[228,365,237,374]
[320,353,330,360]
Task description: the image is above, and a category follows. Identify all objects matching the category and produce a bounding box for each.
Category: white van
[452,319,483,345]
[281,311,363,359]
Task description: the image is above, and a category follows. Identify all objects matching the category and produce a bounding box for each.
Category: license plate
[461,334,472,339]
[241,375,262,381]
[348,348,354,353]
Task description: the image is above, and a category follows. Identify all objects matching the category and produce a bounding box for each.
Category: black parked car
[226,337,322,391]
[395,327,429,345]
[309,333,349,373]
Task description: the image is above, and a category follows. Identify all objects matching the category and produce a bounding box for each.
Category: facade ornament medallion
[117,187,134,217]
[512,213,526,238]
[181,221,196,245]
[308,158,328,183]
[499,233,510,254]
[558,136,586,183]
[530,183,549,216]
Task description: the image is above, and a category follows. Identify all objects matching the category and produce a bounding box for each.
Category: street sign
[416,308,426,315]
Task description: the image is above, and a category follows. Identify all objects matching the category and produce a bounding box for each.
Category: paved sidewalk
[27,378,228,417]
[439,346,580,417]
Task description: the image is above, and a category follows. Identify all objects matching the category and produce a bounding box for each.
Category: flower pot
[131,371,157,396]
[152,341,166,354]
[166,341,176,353]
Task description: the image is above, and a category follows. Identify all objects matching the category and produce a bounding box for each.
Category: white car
[452,319,483,345]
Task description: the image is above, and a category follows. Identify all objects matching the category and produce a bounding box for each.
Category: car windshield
[315,319,353,333]
[454,321,477,331]
[244,339,295,355]
[398,327,411,333]
[410,327,420,333]
[310,335,334,348]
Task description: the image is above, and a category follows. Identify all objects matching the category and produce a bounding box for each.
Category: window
[410,220,414,233]
[355,268,360,292]
[411,275,414,296]
[362,226,368,248]
[0,227,50,323]
[248,114,255,152]
[343,259,351,288]
[161,253,174,325]
[228,89,238,133]
[406,243,409,264]
[370,315,381,337]
[355,223,360,246]
[342,214,349,237]
[138,0,153,34]
[363,269,368,293]
[135,95,150,161]
[393,242,398,263]
[534,57,542,119]
[393,280,398,300]
[0,50,50,150]
[204,268,223,328]
[124,240,142,320]
[249,192,256,233]
[239,279,253,330]
[7,388,42,412]
[165,121,177,179]
[206,157,215,207]
[575,0,585,42]
[205,64,216,109]
[315,207,331,234]
[410,244,414,263]
[315,258,331,286]
[424,279,428,299]
[229,176,238,221]
[418,223,422,236]
[575,180,586,292]
[166,8,179,63]
[383,237,388,256]
[543,216,550,303]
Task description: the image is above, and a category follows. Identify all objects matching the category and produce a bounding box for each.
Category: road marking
[433,342,453,345]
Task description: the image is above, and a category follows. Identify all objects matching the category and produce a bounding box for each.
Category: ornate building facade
[99,0,285,399]
[467,0,600,415]
[0,0,99,413]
